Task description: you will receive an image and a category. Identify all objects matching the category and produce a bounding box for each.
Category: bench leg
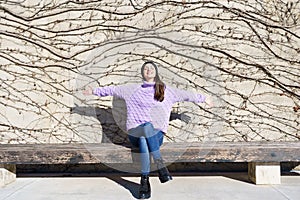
[248,162,281,185]
[0,164,16,187]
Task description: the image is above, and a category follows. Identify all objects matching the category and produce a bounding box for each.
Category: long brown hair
[141,61,165,102]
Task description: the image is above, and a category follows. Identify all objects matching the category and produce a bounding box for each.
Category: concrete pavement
[0,173,299,200]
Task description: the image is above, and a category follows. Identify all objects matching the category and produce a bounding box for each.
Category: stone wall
[0,0,299,144]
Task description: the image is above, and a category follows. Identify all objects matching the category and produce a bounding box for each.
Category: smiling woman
[141,61,165,102]
[83,60,210,199]
[142,62,156,82]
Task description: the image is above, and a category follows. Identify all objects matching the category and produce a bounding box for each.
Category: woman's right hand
[82,86,93,96]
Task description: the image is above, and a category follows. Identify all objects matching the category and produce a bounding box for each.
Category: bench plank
[0,142,299,164]
[0,142,299,185]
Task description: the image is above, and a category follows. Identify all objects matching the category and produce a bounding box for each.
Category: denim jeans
[128,122,164,175]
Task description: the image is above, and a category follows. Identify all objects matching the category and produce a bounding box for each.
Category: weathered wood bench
[1,141,299,186]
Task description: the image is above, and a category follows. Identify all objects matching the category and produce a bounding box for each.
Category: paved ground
[0,173,299,200]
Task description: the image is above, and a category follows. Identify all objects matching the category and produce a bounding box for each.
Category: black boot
[154,158,173,183]
[139,174,151,199]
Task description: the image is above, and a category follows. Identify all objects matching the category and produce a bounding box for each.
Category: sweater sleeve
[92,84,137,99]
[168,86,206,104]
[93,85,123,99]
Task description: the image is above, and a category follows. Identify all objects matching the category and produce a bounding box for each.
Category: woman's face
[143,63,156,82]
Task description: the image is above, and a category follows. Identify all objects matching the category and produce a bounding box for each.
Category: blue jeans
[128,122,164,175]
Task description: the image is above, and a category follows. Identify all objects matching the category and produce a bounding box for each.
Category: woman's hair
[141,61,165,102]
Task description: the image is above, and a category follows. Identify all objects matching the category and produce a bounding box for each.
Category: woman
[84,61,212,199]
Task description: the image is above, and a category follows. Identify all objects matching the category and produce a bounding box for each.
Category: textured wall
[0,0,299,144]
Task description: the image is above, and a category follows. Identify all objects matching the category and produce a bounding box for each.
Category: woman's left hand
[205,96,214,108]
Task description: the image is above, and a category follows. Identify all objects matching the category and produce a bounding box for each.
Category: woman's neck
[142,80,155,87]
[145,78,155,82]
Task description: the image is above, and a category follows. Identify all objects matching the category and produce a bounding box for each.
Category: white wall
[0,0,299,144]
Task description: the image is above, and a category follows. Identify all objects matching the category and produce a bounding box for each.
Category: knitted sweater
[93,81,206,133]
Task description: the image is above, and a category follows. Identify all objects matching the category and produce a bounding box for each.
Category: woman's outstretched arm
[83,85,117,97]
[169,86,213,107]
[83,84,137,99]
[169,86,205,103]
[92,86,118,97]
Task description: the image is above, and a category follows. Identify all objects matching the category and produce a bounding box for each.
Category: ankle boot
[154,158,173,183]
[139,174,151,199]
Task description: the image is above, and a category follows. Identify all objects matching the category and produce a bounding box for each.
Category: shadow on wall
[71,97,190,146]
[70,97,129,145]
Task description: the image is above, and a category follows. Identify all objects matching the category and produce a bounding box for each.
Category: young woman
[84,61,212,199]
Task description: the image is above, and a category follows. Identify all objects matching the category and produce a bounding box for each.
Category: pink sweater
[93,81,206,133]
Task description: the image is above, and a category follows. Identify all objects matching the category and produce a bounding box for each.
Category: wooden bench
[1,141,299,186]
